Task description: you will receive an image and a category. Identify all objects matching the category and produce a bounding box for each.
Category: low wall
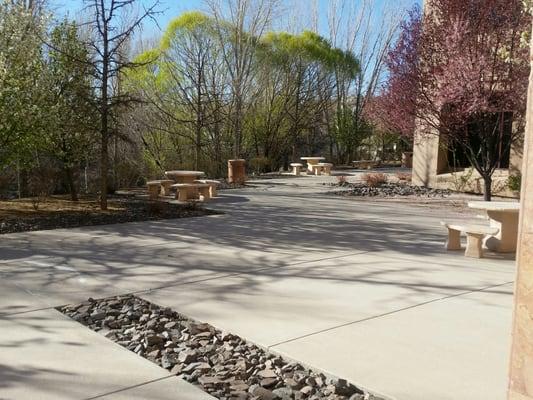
[429,168,519,198]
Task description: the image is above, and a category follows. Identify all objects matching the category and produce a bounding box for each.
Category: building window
[447,112,512,170]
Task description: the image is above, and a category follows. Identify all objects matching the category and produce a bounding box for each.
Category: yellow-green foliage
[125,11,216,91]
[260,30,359,77]
[160,11,214,50]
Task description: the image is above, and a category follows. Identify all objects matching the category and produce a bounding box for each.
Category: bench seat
[317,162,333,175]
[194,183,211,201]
[195,179,220,197]
[290,163,303,176]
[352,160,379,170]
[311,164,325,176]
[146,181,162,199]
[441,221,499,258]
[171,183,198,201]
[146,179,175,198]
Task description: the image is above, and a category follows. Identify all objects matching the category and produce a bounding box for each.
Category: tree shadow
[0,180,515,317]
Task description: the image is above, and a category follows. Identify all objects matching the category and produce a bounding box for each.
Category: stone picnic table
[468,201,520,253]
[300,157,325,173]
[165,171,205,200]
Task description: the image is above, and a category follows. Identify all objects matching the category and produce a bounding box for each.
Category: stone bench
[311,164,324,176]
[146,181,161,200]
[352,160,379,170]
[290,163,303,176]
[146,180,175,199]
[317,163,333,176]
[159,180,175,196]
[195,180,220,197]
[441,221,499,258]
[195,183,212,201]
[172,183,212,201]
[171,183,198,202]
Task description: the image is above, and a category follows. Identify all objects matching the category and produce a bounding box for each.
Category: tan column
[508,23,533,400]
[228,159,246,184]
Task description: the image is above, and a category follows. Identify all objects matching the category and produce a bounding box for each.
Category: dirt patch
[0,195,217,234]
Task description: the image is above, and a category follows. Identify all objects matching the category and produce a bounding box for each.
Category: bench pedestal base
[465,234,485,258]
[446,228,462,250]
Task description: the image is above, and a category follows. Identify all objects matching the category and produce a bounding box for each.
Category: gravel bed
[59,295,382,400]
[218,180,248,190]
[329,182,451,198]
[0,198,217,235]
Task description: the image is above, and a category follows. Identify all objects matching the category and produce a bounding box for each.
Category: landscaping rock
[58,295,380,400]
[329,182,451,198]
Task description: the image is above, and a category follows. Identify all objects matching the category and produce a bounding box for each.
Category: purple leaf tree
[373,0,530,200]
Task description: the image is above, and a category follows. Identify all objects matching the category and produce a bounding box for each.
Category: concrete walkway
[0,175,515,400]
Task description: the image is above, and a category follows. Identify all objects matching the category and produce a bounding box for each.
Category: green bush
[507,174,522,192]
[249,157,272,174]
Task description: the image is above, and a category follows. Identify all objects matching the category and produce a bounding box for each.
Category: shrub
[27,166,57,209]
[249,157,272,174]
[508,174,522,192]
[336,175,348,186]
[363,173,388,187]
[396,172,412,182]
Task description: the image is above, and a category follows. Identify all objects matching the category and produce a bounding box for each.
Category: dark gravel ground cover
[328,182,452,198]
[0,197,218,235]
[59,295,383,400]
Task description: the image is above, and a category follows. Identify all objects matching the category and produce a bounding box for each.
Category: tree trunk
[100,130,109,210]
[113,135,118,190]
[483,174,492,201]
[65,166,78,201]
[234,94,242,158]
[195,125,201,171]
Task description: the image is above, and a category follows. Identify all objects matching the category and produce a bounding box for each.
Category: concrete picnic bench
[352,160,380,169]
[301,157,325,173]
[468,201,520,253]
[310,163,333,176]
[164,171,205,200]
[146,179,175,199]
[441,221,499,258]
[172,182,211,202]
[195,179,220,197]
[290,163,303,176]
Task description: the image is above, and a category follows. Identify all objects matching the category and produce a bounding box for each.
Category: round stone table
[300,157,325,173]
[468,201,520,253]
[165,171,205,199]
[165,170,205,184]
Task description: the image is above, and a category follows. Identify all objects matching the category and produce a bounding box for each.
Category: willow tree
[257,30,359,163]
[126,11,230,175]
[205,0,279,158]
[158,12,226,171]
[325,0,402,164]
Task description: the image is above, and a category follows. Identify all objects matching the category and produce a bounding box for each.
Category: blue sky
[50,0,421,40]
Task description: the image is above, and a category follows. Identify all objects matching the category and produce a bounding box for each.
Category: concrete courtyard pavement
[0,174,516,400]
[0,282,214,400]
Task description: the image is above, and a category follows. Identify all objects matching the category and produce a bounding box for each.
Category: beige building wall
[412,125,448,187]
[508,22,533,400]
[412,129,523,197]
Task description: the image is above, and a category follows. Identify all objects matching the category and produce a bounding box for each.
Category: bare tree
[204,0,279,158]
[326,0,406,162]
[83,0,159,210]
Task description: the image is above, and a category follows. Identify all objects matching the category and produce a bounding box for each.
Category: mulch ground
[0,195,218,234]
